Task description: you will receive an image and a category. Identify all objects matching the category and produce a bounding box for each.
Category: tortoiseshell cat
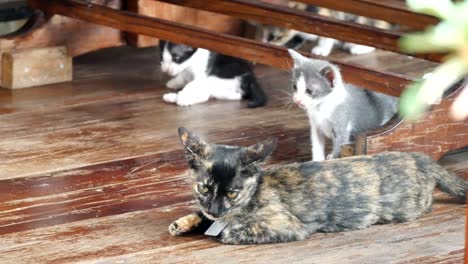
[169,128,466,244]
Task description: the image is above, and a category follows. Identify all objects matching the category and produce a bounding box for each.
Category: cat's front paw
[166,78,183,89]
[176,95,195,106]
[349,45,375,55]
[163,93,178,103]
[326,154,335,160]
[176,93,209,106]
[168,213,203,236]
[311,46,332,56]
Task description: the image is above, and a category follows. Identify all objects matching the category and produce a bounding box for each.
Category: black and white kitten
[159,41,267,108]
[289,49,398,161]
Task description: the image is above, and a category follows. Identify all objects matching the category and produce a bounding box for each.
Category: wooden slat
[152,0,442,62]
[28,0,413,96]
[296,0,438,30]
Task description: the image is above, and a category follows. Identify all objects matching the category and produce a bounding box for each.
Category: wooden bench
[9,0,465,161]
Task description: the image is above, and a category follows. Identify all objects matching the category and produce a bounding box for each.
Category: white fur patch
[312,37,336,56]
[166,76,243,106]
[161,47,210,77]
[348,44,375,55]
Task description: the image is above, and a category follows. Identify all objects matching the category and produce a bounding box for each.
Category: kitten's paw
[168,213,202,236]
[163,93,178,103]
[166,78,183,89]
[176,96,195,107]
[326,154,335,160]
[176,94,209,106]
[311,46,332,56]
[349,45,375,55]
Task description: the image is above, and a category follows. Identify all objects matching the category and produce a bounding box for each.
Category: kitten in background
[159,41,267,108]
[169,128,466,244]
[259,2,394,56]
[289,49,398,161]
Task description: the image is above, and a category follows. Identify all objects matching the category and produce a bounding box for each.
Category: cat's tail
[241,74,267,108]
[422,155,467,202]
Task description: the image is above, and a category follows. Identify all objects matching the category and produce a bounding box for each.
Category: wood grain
[28,0,415,97]
[126,1,243,47]
[296,0,438,29]
[0,44,464,264]
[1,46,72,89]
[0,1,123,57]
[153,0,442,62]
[356,82,468,161]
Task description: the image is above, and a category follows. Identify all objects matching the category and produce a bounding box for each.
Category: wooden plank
[296,0,438,29]
[1,46,72,89]
[356,81,468,161]
[28,0,414,97]
[126,1,243,47]
[0,1,124,58]
[151,0,442,62]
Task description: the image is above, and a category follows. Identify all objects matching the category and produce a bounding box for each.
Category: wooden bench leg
[1,46,72,89]
[355,81,468,161]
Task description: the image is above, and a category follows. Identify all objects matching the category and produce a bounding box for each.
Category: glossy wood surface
[27,0,416,97]
[0,46,465,263]
[126,1,243,47]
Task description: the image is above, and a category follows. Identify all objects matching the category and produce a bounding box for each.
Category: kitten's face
[288,50,336,109]
[264,26,289,43]
[160,41,197,76]
[177,128,277,220]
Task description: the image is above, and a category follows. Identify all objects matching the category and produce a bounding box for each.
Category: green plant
[399,0,468,121]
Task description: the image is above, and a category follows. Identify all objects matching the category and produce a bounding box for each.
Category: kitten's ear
[320,65,336,88]
[178,127,207,157]
[288,49,304,67]
[241,137,278,165]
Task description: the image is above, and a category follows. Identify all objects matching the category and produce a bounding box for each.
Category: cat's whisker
[279,89,293,97]
[286,57,294,73]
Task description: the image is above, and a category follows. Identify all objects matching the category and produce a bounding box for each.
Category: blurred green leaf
[406,0,454,19]
[399,82,428,120]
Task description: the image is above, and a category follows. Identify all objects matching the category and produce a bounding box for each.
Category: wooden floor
[0,46,465,264]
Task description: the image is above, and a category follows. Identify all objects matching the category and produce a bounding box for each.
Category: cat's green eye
[226,191,239,199]
[197,184,209,194]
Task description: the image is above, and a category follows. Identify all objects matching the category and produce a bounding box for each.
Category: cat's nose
[293,96,302,106]
[208,203,222,218]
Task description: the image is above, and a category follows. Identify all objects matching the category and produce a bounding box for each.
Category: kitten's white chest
[186,49,210,78]
[307,105,334,138]
[306,88,347,138]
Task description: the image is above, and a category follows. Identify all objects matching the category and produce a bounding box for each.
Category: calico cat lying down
[169,128,466,245]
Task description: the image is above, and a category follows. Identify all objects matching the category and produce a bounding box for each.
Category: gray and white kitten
[169,128,466,245]
[289,49,398,161]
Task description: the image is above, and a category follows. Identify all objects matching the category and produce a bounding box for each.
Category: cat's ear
[178,127,208,158]
[240,137,278,165]
[320,65,336,88]
[288,49,304,67]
